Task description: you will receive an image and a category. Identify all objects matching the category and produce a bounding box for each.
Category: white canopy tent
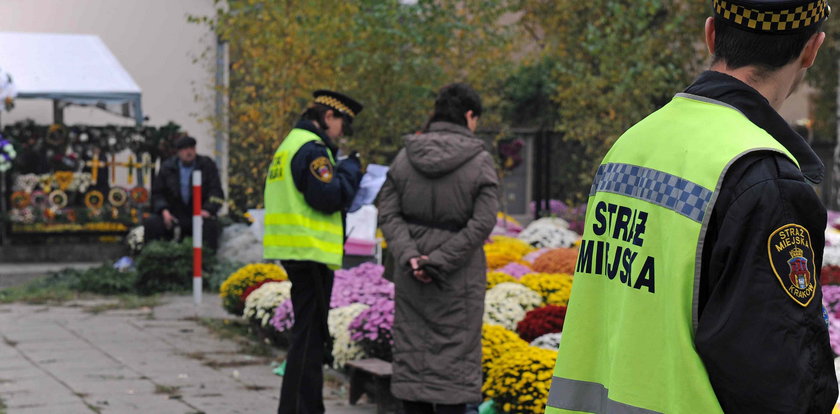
[0,32,143,125]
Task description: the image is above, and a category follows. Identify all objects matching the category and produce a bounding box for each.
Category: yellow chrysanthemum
[520,273,574,306]
[220,263,287,315]
[482,345,557,414]
[486,271,518,290]
[481,324,528,377]
[497,212,522,227]
[484,236,535,269]
[376,228,387,248]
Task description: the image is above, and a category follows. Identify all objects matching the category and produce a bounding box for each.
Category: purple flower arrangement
[822,285,840,355]
[348,297,395,361]
[269,299,295,333]
[493,215,523,237]
[523,248,550,264]
[496,262,532,279]
[331,262,394,308]
[0,136,16,173]
[269,262,394,336]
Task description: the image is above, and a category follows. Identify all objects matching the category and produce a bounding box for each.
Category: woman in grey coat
[378,83,499,414]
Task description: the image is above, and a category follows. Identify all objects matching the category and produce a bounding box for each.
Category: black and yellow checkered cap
[714,0,830,32]
[312,90,364,119]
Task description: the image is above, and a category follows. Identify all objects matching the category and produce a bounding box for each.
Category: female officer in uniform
[264,90,363,414]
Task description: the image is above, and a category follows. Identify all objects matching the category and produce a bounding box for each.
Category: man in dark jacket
[546,1,837,413]
[145,136,224,251]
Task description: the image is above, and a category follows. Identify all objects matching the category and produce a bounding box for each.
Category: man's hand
[409,256,431,284]
[162,209,175,229]
[201,210,211,218]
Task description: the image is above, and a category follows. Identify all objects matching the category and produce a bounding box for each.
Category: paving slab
[0,294,379,413]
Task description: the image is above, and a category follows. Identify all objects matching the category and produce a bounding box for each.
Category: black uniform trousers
[278,260,334,414]
[143,213,220,251]
[402,400,466,414]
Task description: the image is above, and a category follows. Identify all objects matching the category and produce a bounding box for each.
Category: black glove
[417,257,444,288]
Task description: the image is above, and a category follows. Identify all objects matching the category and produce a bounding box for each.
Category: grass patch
[0,397,6,414]
[0,271,161,313]
[180,351,207,362]
[154,384,182,399]
[205,359,266,368]
[0,282,86,304]
[195,318,278,359]
[83,295,160,314]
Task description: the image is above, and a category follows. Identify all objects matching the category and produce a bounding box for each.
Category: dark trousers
[278,260,334,414]
[403,401,466,414]
[143,214,219,251]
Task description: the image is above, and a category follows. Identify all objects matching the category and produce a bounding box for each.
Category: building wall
[0,0,219,158]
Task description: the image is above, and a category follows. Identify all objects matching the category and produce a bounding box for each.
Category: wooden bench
[345,358,397,414]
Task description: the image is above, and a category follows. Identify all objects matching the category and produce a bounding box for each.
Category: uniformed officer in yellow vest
[264,90,363,414]
[547,1,837,413]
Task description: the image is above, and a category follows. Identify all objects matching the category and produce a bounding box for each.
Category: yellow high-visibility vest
[547,94,797,414]
[263,128,343,268]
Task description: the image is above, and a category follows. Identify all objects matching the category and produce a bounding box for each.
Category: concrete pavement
[0,294,377,413]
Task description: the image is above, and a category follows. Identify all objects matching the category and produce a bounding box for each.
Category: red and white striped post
[192,169,203,305]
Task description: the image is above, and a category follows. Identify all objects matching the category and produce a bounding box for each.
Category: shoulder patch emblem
[768,224,816,307]
[309,156,333,183]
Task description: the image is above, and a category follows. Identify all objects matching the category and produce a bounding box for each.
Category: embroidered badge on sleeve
[309,156,334,183]
[768,224,816,307]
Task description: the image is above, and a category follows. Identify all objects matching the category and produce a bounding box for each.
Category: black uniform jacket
[689,71,838,413]
[288,120,362,214]
[151,154,224,221]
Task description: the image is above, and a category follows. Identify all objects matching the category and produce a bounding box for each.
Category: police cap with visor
[714,0,830,32]
[312,90,363,136]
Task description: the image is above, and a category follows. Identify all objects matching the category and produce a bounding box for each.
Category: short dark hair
[713,18,822,76]
[427,83,483,129]
[300,103,354,136]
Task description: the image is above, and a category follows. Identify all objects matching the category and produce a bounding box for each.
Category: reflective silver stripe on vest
[547,377,663,414]
[589,163,713,223]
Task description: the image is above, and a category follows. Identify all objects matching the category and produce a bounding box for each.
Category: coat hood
[404,122,485,178]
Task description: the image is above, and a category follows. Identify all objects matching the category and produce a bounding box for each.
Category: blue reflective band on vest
[590,163,713,223]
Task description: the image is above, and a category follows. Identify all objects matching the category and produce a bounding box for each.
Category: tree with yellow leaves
[194,0,522,210]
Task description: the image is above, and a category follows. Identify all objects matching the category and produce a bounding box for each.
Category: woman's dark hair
[713,18,822,77]
[426,83,483,129]
[300,103,353,135]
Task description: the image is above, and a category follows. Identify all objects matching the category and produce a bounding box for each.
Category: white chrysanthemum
[70,173,93,193]
[530,332,562,350]
[127,226,144,252]
[328,303,369,369]
[14,173,40,192]
[825,228,840,266]
[243,281,292,327]
[825,246,840,267]
[518,217,580,249]
[483,282,542,331]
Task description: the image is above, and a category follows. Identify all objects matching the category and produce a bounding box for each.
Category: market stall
[0,32,174,255]
[0,32,144,125]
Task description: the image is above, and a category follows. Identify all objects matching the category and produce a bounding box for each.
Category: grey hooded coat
[378,121,499,404]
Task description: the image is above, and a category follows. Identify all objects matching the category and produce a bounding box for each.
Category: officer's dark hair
[300,103,353,135]
[425,83,483,130]
[301,103,333,130]
[713,18,822,76]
